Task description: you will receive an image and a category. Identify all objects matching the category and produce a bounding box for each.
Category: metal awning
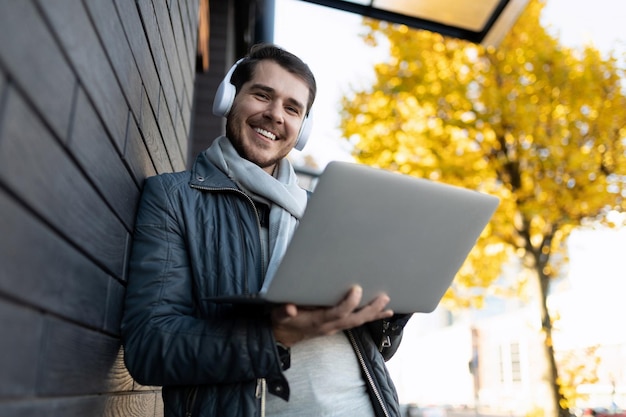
[295,0,529,46]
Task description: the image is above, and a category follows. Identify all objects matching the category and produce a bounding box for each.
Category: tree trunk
[536,269,569,417]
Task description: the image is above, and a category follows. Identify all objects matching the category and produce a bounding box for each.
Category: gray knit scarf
[205,136,308,283]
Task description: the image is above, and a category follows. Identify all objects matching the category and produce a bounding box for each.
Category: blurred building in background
[387,228,626,415]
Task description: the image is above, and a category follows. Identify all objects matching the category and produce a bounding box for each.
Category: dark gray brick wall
[0,0,201,415]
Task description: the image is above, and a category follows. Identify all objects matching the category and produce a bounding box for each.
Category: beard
[225,106,291,172]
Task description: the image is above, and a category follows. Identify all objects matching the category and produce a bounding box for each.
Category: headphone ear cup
[212,59,243,117]
[294,110,313,151]
[212,80,236,117]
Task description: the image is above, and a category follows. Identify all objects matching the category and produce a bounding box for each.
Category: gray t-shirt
[265,332,375,417]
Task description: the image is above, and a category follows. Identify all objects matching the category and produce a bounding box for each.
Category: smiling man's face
[226,60,310,175]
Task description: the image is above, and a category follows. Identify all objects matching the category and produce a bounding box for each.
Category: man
[121,43,411,417]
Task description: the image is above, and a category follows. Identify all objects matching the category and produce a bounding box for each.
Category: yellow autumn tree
[340,1,626,416]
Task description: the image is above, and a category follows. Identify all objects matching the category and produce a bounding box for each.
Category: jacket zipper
[255,378,266,417]
[184,386,199,417]
[346,330,391,417]
[379,321,392,352]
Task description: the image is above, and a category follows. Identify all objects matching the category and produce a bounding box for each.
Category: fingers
[271,303,298,323]
[271,286,394,347]
[323,285,364,320]
[323,287,393,331]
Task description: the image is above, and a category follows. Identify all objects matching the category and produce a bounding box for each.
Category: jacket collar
[189,149,238,189]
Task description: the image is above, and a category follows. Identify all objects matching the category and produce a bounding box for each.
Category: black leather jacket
[121,151,411,417]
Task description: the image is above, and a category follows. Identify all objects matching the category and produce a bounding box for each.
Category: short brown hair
[230,43,316,114]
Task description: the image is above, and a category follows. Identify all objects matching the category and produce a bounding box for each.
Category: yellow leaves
[397,24,409,34]
[428,80,442,95]
[529,216,547,248]
[552,104,566,118]
[370,90,391,110]
[557,345,602,407]
[580,142,592,155]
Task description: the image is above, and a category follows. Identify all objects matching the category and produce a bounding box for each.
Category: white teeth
[255,128,277,141]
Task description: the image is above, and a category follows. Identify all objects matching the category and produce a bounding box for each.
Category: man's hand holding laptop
[271,285,394,347]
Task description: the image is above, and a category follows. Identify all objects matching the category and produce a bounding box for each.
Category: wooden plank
[113,0,161,118]
[68,88,140,230]
[136,0,177,137]
[154,393,164,417]
[169,0,194,106]
[0,67,6,99]
[103,391,159,417]
[175,0,199,75]
[155,398,165,417]
[158,92,186,171]
[177,0,197,87]
[104,278,126,335]
[0,189,109,330]
[0,87,129,279]
[174,104,190,164]
[186,0,201,52]
[0,299,43,398]
[37,316,133,396]
[37,0,128,153]
[181,87,192,144]
[141,90,174,174]
[187,0,201,41]
[187,0,200,69]
[0,396,104,417]
[0,0,75,140]
[153,0,186,109]
[83,0,143,121]
[123,111,158,186]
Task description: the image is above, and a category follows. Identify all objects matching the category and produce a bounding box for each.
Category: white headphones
[212,59,313,151]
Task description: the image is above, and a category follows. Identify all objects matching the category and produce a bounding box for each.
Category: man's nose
[263,101,284,123]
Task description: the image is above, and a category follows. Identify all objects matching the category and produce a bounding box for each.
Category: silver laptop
[212,161,499,314]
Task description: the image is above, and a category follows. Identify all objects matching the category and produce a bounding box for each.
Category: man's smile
[254,126,278,141]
